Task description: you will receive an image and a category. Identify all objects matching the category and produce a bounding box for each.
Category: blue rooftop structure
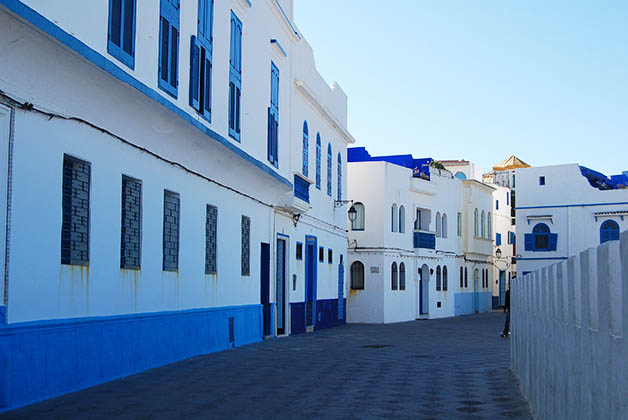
[348,147,433,180]
[579,166,628,190]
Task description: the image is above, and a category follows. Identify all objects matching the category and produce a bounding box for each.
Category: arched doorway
[473,268,479,313]
[419,264,430,316]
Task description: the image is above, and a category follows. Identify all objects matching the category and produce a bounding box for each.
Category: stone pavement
[2,312,532,420]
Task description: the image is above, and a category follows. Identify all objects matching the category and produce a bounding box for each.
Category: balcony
[414,230,436,249]
[276,173,312,214]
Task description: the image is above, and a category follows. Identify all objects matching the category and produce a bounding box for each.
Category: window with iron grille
[205,204,217,274]
[350,261,364,290]
[241,215,250,276]
[319,246,324,262]
[61,155,90,266]
[162,190,180,271]
[120,175,141,269]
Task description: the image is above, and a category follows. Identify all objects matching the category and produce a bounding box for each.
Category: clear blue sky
[294,0,628,175]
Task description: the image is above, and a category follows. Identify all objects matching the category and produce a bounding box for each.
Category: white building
[345,148,492,324]
[482,156,529,307]
[441,159,484,182]
[0,0,353,411]
[515,164,628,276]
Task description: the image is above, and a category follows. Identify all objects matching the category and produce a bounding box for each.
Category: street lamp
[348,204,357,223]
[495,248,502,259]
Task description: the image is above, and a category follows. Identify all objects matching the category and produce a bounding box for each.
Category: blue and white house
[515,164,628,276]
[0,0,354,411]
[345,148,492,324]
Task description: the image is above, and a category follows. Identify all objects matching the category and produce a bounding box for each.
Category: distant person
[500,289,510,338]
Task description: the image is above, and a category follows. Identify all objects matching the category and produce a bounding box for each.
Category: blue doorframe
[305,235,317,328]
[419,264,429,315]
[499,270,506,307]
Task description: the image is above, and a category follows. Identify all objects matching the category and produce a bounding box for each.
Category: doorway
[260,243,271,336]
[337,257,344,320]
[305,236,317,329]
[276,237,287,335]
[419,264,429,316]
[473,269,479,313]
[499,270,506,307]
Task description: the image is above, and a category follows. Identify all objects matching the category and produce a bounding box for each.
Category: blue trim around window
[539,176,545,185]
[496,232,501,246]
[524,223,557,252]
[158,0,180,98]
[293,175,310,203]
[0,0,292,189]
[107,0,136,69]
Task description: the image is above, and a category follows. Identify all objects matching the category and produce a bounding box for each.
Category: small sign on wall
[370,267,379,274]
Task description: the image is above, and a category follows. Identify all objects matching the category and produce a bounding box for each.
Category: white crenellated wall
[510,229,628,420]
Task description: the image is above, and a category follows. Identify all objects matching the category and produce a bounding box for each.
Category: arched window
[474,209,478,237]
[464,267,468,288]
[352,202,365,231]
[600,220,620,244]
[326,143,332,196]
[455,172,467,180]
[391,204,398,232]
[443,266,448,291]
[487,212,492,239]
[481,211,486,238]
[459,267,463,288]
[436,266,442,291]
[337,153,342,201]
[350,261,364,290]
[399,205,405,233]
[531,223,551,251]
[442,213,448,238]
[436,212,442,237]
[399,262,406,290]
[391,262,398,290]
[315,133,321,189]
[302,122,309,176]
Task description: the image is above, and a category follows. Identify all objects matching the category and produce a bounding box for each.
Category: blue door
[276,238,286,335]
[473,269,479,313]
[499,271,506,307]
[419,264,429,315]
[305,236,317,328]
[338,263,344,320]
[260,243,270,336]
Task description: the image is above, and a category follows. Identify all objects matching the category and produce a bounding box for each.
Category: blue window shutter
[315,134,321,189]
[524,234,533,251]
[158,0,179,98]
[496,233,501,246]
[267,63,279,166]
[202,50,212,117]
[189,36,201,109]
[229,12,242,141]
[337,153,342,201]
[108,0,136,69]
[549,233,558,251]
[198,0,206,39]
[302,122,308,176]
[506,192,510,205]
[327,144,332,196]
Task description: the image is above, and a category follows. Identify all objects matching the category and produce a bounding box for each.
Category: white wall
[516,164,628,276]
[511,230,628,420]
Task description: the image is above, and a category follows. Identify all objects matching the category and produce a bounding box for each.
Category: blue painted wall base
[454,292,492,316]
[290,298,346,335]
[0,304,262,412]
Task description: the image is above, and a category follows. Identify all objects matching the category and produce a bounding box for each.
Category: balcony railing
[414,231,436,249]
[294,174,310,203]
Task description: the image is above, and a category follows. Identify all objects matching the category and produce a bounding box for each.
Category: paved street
[2,312,532,420]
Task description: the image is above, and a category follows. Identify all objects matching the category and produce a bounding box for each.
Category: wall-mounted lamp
[292,213,301,227]
[334,199,357,224]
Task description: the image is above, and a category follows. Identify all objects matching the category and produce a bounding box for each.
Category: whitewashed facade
[515,164,628,277]
[345,149,492,324]
[0,0,353,411]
